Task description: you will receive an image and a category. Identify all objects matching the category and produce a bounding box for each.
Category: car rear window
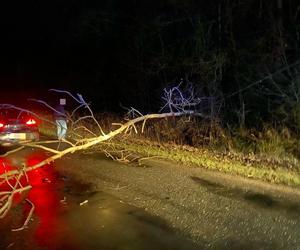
[0,109,31,120]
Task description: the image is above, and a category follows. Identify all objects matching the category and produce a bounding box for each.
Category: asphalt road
[55,151,300,249]
[1,148,300,249]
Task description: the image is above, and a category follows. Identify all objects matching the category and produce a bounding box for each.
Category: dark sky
[0,1,107,109]
[0,1,172,110]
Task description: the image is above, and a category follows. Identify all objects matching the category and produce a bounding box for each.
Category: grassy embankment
[38,113,300,187]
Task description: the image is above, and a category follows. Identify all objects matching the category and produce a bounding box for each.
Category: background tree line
[1,0,300,131]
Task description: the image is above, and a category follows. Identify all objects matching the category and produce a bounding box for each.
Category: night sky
[0,1,299,122]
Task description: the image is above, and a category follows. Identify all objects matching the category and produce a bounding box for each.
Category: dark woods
[1,0,299,131]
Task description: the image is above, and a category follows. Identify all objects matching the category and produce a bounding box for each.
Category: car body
[0,110,39,147]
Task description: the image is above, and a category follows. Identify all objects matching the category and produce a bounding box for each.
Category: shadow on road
[191,176,300,218]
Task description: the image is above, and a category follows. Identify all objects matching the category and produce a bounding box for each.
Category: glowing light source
[26,118,36,125]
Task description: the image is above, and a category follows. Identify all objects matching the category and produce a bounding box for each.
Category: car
[0,109,39,147]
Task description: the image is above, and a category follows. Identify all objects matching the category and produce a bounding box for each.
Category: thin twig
[11,199,35,232]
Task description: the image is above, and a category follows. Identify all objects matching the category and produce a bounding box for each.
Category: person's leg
[60,120,67,139]
[56,120,67,139]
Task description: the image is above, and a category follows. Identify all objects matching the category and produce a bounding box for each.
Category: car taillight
[26,118,37,125]
[0,122,4,128]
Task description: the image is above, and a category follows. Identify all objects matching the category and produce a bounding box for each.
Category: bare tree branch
[11,199,35,232]
[0,84,201,228]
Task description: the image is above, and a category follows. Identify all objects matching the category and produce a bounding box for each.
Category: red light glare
[0,122,3,128]
[26,118,37,125]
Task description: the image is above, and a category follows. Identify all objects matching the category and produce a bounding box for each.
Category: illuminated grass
[38,122,57,138]
[37,115,300,187]
[108,140,300,187]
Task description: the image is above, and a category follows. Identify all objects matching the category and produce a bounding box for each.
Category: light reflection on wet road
[0,149,199,250]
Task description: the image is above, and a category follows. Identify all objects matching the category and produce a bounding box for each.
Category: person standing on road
[54,99,67,140]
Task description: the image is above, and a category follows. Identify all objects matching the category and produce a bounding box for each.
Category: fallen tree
[0,84,206,229]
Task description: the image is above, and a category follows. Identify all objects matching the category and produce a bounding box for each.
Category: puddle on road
[191,176,300,217]
[0,150,200,250]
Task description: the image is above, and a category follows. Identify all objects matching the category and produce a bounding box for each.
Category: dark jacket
[54,105,67,120]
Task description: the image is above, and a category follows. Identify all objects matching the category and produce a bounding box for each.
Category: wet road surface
[2,148,300,249]
[0,149,199,250]
[54,151,300,249]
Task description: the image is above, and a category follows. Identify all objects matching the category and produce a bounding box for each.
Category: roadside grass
[38,117,57,138]
[108,139,300,186]
[38,113,300,187]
